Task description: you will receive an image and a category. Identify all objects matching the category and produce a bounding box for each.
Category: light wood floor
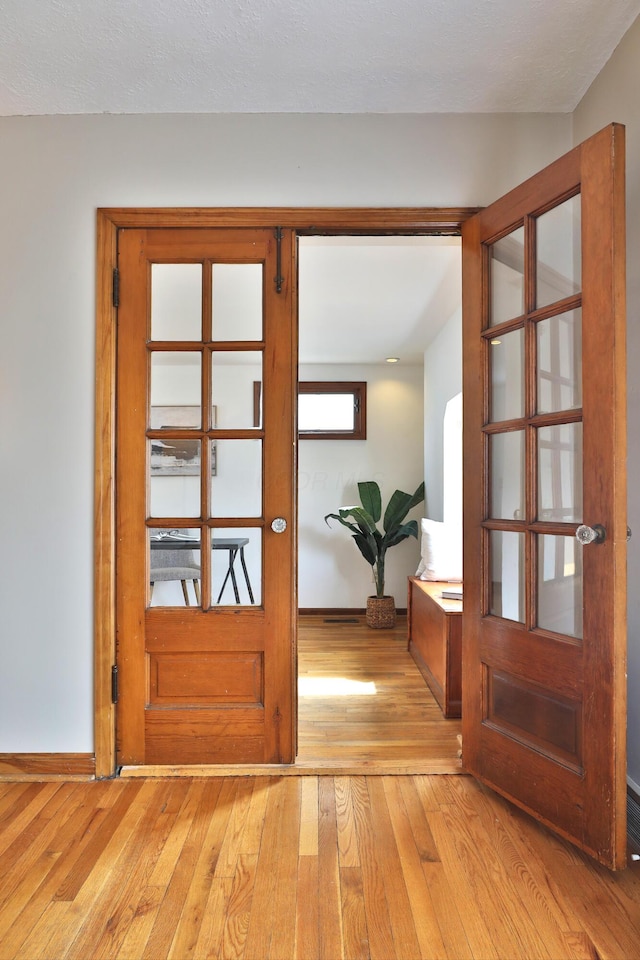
[296,615,462,773]
[1,774,639,959]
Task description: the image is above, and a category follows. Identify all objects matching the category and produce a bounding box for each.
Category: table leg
[216,548,241,604]
[239,547,255,604]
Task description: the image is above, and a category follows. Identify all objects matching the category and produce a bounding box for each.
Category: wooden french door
[115,227,296,765]
[462,124,627,869]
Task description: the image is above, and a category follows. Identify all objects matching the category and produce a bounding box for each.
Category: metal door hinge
[111,665,119,704]
[112,267,120,308]
[274,227,284,293]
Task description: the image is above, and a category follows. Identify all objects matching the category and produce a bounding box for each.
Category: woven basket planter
[366,596,396,629]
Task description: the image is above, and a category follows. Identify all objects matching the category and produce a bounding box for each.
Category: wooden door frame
[95,206,479,777]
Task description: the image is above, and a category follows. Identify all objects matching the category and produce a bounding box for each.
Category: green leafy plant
[324,480,425,598]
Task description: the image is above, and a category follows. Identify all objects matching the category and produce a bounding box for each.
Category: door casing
[95,205,481,777]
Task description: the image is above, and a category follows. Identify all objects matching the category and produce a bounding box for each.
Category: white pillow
[415,518,462,582]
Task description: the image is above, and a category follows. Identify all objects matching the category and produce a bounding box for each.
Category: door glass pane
[211,439,262,518]
[490,226,525,326]
[538,423,583,522]
[490,431,524,520]
[149,439,201,517]
[211,352,263,429]
[537,309,582,414]
[212,264,263,341]
[538,535,583,638]
[150,352,202,427]
[536,195,581,309]
[489,329,524,422]
[489,530,525,622]
[149,527,201,608]
[212,527,261,606]
[151,264,202,341]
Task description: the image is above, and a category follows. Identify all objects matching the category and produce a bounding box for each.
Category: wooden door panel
[116,226,296,767]
[462,124,627,869]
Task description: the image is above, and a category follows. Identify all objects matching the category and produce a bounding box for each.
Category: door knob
[271,517,287,533]
[576,524,606,545]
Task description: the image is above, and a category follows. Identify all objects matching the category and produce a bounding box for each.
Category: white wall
[0,111,572,752]
[423,309,463,522]
[298,363,424,608]
[573,13,640,790]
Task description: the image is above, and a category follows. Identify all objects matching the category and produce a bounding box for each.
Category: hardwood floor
[296,615,461,773]
[0,774,639,959]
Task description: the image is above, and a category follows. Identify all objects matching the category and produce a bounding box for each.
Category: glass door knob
[576,524,606,545]
[271,517,287,533]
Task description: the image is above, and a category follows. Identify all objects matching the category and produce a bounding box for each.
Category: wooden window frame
[298,381,367,440]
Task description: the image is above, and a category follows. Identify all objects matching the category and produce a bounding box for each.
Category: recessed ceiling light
[386,357,399,363]
[490,339,502,345]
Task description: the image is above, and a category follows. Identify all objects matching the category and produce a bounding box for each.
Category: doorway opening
[295,234,462,769]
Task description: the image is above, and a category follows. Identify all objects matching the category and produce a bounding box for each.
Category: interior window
[298,381,366,440]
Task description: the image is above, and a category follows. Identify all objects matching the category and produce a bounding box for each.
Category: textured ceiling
[1,0,639,116]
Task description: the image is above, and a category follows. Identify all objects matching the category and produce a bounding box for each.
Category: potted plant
[325,480,425,628]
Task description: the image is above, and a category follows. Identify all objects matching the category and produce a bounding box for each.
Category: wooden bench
[407,576,463,718]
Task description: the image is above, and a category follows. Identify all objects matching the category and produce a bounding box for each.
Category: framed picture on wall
[150,405,217,476]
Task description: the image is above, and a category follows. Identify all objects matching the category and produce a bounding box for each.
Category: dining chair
[149,530,201,605]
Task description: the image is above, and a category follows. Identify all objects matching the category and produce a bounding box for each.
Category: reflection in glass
[538,423,583,523]
[489,329,524,422]
[149,438,201,518]
[536,195,581,309]
[211,440,262,518]
[212,264,263,341]
[150,352,202,427]
[490,432,524,520]
[537,309,582,414]
[211,352,263,430]
[151,264,202,341]
[538,535,583,638]
[149,527,201,607]
[212,527,261,606]
[489,530,525,622]
[490,226,525,326]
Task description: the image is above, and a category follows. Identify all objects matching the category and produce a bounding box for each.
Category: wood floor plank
[220,853,258,960]
[294,855,320,960]
[0,784,58,840]
[335,775,363,868]
[339,865,370,959]
[350,779,398,960]
[242,777,288,959]
[494,791,640,960]
[366,778,422,960]
[114,885,166,960]
[0,785,122,956]
[211,777,251,879]
[142,781,219,959]
[380,777,448,960]
[299,776,318,857]
[436,799,556,960]
[426,808,501,960]
[168,778,237,959]
[63,781,175,960]
[317,777,345,960]
[266,778,301,960]
[192,877,232,960]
